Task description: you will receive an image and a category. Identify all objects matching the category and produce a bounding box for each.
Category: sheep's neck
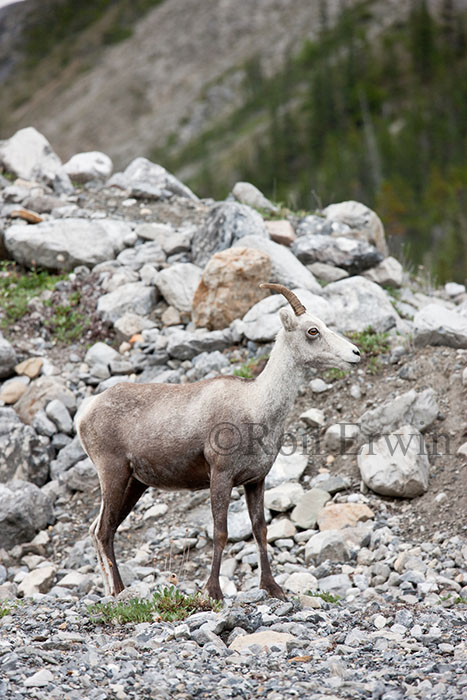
[253,331,304,426]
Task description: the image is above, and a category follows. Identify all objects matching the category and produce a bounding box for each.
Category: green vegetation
[0,600,18,618]
[161,0,467,283]
[307,590,341,604]
[323,367,349,381]
[233,354,269,379]
[87,587,222,625]
[438,594,467,606]
[347,326,390,374]
[0,262,66,327]
[43,292,87,344]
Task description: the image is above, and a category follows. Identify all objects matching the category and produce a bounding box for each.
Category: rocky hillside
[0,128,466,698]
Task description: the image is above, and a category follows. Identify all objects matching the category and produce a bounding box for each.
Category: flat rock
[291,488,331,529]
[358,424,430,497]
[192,201,268,267]
[267,517,296,542]
[235,234,321,292]
[307,261,349,282]
[284,571,318,595]
[97,282,157,323]
[265,220,296,246]
[318,573,352,597]
[363,256,403,287]
[15,357,43,379]
[265,451,309,488]
[4,218,134,271]
[414,304,467,348]
[264,482,304,512]
[192,247,271,330]
[229,630,296,652]
[23,669,54,688]
[317,503,375,531]
[292,235,382,274]
[0,378,28,404]
[156,263,202,313]
[299,407,326,427]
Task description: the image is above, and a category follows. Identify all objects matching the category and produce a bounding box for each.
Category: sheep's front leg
[206,470,232,601]
[245,480,287,600]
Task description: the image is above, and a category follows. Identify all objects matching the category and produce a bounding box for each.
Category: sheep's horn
[259,283,306,316]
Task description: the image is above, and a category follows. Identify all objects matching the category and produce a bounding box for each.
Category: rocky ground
[0,129,466,699]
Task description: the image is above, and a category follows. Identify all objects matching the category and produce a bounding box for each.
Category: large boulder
[323,276,400,333]
[97,282,157,324]
[323,200,388,255]
[62,151,113,182]
[192,202,268,268]
[358,388,438,441]
[0,333,17,378]
[292,235,382,274]
[358,425,430,497]
[363,256,403,288]
[235,234,321,293]
[0,127,72,193]
[0,407,52,486]
[155,263,202,313]
[4,218,135,272]
[0,480,54,549]
[108,157,197,200]
[192,247,271,330]
[414,304,467,349]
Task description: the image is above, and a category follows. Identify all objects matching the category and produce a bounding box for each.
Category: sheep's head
[260,283,361,371]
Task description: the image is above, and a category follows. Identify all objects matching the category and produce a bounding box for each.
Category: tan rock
[18,565,56,597]
[265,220,296,247]
[161,305,181,326]
[229,630,296,652]
[15,357,43,379]
[192,247,271,330]
[14,377,76,424]
[0,379,28,404]
[299,594,322,609]
[317,503,375,531]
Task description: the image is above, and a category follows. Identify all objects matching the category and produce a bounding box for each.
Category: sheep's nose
[353,349,360,357]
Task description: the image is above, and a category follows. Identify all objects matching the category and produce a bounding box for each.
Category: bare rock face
[0,480,54,549]
[192,247,271,330]
[0,333,17,378]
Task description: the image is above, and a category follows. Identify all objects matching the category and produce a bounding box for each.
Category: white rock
[265,451,308,488]
[155,263,202,313]
[109,156,198,200]
[143,503,169,520]
[264,482,304,512]
[291,488,331,530]
[300,407,326,427]
[323,200,388,255]
[24,669,54,688]
[18,565,56,597]
[324,423,359,451]
[232,181,278,212]
[57,571,92,591]
[85,341,120,368]
[457,441,467,457]
[229,630,296,652]
[63,151,113,182]
[284,571,318,595]
[363,256,403,287]
[309,378,331,393]
[358,424,429,498]
[414,304,467,348]
[45,399,72,434]
[267,518,296,542]
[97,282,157,323]
[0,127,71,191]
[324,276,401,333]
[305,530,351,565]
[358,388,438,440]
[445,282,466,297]
[4,218,134,272]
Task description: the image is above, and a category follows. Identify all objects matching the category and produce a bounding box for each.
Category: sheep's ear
[279,307,298,332]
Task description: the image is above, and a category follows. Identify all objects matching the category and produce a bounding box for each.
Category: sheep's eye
[307,327,319,337]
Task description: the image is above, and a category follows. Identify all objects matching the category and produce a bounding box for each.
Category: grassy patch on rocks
[347,326,390,374]
[0,262,66,327]
[87,587,222,625]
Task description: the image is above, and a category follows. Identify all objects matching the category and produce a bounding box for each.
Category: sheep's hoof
[261,579,287,601]
[205,580,224,602]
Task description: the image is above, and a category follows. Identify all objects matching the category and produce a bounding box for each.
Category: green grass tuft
[307,590,341,604]
[0,262,66,327]
[323,367,349,381]
[87,586,222,625]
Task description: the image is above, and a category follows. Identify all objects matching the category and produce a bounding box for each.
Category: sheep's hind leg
[92,460,148,596]
[245,479,287,600]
